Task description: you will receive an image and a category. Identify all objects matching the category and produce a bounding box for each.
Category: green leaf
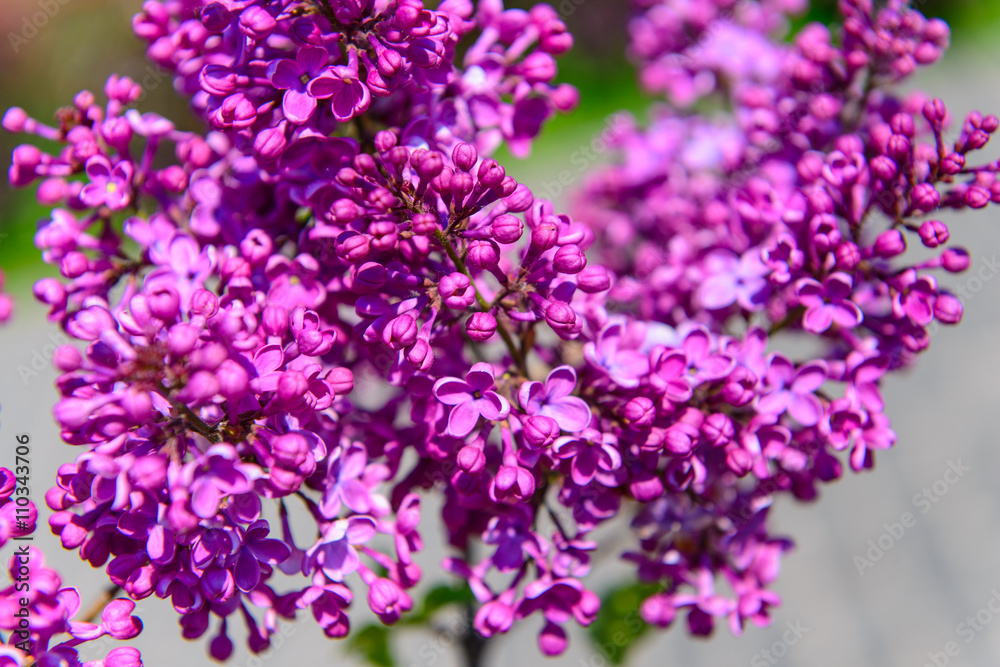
[403,583,475,625]
[346,624,396,667]
[586,582,662,665]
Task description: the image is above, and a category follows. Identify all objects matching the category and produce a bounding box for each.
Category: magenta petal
[191,481,221,518]
[791,361,827,393]
[477,392,509,421]
[283,88,317,125]
[248,538,291,564]
[832,302,863,328]
[540,397,591,432]
[518,381,544,413]
[447,400,480,437]
[802,306,833,333]
[345,517,377,544]
[544,365,578,399]
[79,183,107,207]
[756,390,789,416]
[465,362,496,391]
[787,394,822,426]
[433,378,473,405]
[307,74,339,99]
[339,479,371,514]
[268,58,303,90]
[235,549,262,592]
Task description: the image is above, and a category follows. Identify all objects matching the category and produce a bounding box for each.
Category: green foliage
[586,582,663,665]
[401,582,476,626]
[347,583,474,667]
[347,624,396,667]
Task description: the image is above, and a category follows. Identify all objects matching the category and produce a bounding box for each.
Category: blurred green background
[1,0,999,292]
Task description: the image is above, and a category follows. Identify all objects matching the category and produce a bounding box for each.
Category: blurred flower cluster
[1,0,998,662]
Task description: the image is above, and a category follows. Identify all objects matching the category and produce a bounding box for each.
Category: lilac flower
[433,362,511,438]
[79,155,133,210]
[304,517,377,582]
[551,428,622,486]
[184,444,256,519]
[518,365,591,432]
[696,249,771,311]
[232,520,291,592]
[266,46,332,125]
[795,273,863,333]
[320,443,375,518]
[583,320,651,388]
[757,355,827,426]
[309,51,371,123]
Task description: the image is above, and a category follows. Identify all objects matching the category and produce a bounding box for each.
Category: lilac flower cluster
[0,467,141,666]
[573,0,998,636]
[2,0,997,661]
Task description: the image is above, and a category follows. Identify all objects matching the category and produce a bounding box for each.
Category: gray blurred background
[3,1,1000,666]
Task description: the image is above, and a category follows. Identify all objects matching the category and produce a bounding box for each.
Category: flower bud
[382,314,418,350]
[529,221,559,253]
[522,415,559,448]
[552,244,586,274]
[543,301,578,340]
[623,397,655,428]
[835,241,861,271]
[490,214,523,244]
[466,239,500,269]
[440,272,475,310]
[456,446,486,474]
[239,5,276,40]
[874,229,906,259]
[934,293,963,324]
[941,247,971,273]
[452,143,478,172]
[190,289,219,318]
[466,312,497,342]
[911,183,940,212]
[918,220,949,248]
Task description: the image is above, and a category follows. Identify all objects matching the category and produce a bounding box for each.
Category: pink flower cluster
[2,0,998,661]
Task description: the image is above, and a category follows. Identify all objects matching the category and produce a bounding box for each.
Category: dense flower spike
[2,0,998,661]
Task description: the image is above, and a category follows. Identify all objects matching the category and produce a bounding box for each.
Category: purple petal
[283,88,318,125]
[297,45,330,76]
[448,400,481,437]
[544,365,577,400]
[540,397,591,433]
[268,59,304,90]
[791,361,827,394]
[802,306,833,333]
[787,393,822,426]
[190,480,221,518]
[339,479,371,514]
[518,381,544,414]
[235,549,262,592]
[698,275,738,310]
[433,378,473,405]
[345,517,377,544]
[248,538,291,564]
[477,392,510,421]
[465,362,496,392]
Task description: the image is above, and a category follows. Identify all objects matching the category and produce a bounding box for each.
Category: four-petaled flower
[80,155,133,210]
[518,365,591,433]
[796,273,863,333]
[433,362,511,438]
